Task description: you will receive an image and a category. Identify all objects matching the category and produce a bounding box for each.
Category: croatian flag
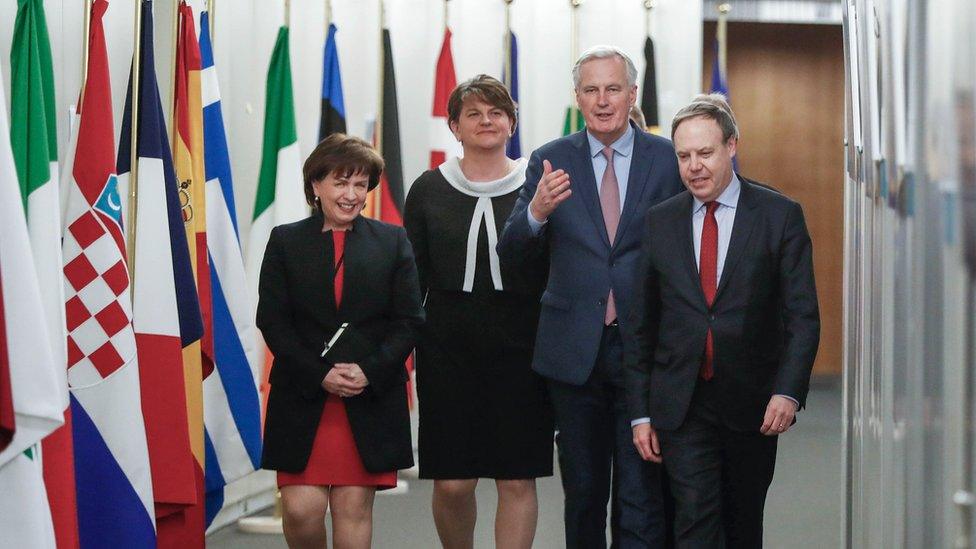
[117,0,202,542]
[60,1,155,545]
[199,10,262,527]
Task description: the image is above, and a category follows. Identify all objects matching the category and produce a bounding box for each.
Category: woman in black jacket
[257,134,424,548]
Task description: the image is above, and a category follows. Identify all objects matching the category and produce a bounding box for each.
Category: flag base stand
[237,490,283,534]
[236,515,284,535]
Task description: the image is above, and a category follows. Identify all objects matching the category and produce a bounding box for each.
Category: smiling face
[575,56,637,145]
[449,97,513,153]
[673,115,738,203]
[313,170,369,230]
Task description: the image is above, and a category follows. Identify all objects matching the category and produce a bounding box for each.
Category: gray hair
[572,45,638,89]
[671,93,739,142]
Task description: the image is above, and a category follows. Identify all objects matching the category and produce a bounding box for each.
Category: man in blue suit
[499,45,683,548]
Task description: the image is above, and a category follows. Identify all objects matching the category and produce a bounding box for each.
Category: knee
[281,499,326,529]
[496,479,536,501]
[434,479,477,502]
[329,490,374,524]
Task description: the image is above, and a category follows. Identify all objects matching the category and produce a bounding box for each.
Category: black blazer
[624,176,821,432]
[257,214,424,473]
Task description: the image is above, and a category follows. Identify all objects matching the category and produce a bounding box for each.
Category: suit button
[598,299,606,306]
[709,314,716,321]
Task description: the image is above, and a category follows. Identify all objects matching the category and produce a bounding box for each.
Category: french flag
[199,10,262,526]
[61,1,156,546]
[117,0,202,542]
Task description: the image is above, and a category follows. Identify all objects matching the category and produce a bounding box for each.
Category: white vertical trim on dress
[438,157,526,293]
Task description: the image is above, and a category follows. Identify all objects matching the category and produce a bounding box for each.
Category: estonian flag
[319,23,346,141]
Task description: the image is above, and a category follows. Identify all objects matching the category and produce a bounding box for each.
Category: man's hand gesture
[529,159,573,222]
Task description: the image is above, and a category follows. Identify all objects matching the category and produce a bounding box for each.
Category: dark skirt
[416,289,554,479]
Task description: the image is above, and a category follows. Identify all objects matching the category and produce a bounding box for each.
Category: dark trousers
[548,325,666,548]
[657,381,778,549]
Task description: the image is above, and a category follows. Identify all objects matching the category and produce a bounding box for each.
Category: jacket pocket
[654,348,671,365]
[540,290,572,311]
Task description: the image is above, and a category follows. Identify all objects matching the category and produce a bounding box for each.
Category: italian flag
[0,62,64,549]
[8,1,77,547]
[245,26,306,407]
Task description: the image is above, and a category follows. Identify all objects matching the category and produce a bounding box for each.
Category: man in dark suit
[625,94,821,548]
[499,45,683,547]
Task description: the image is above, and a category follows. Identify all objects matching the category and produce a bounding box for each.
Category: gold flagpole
[208,0,215,45]
[569,0,584,133]
[79,0,93,105]
[285,0,291,27]
[718,2,730,83]
[325,0,332,30]
[372,0,385,220]
[444,0,450,31]
[128,0,144,292]
[169,0,181,142]
[644,0,654,38]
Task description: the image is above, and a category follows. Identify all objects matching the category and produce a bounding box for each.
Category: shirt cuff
[527,208,547,235]
[775,394,800,409]
[630,417,651,427]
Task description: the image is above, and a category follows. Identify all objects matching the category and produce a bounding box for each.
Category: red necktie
[600,147,620,325]
[699,202,719,380]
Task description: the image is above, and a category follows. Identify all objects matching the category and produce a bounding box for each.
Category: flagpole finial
[571,0,584,8]
[718,2,731,14]
[504,0,514,4]
[643,0,655,10]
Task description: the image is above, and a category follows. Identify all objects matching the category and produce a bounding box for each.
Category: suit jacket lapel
[715,178,758,301]
[302,216,337,316]
[568,132,612,248]
[334,216,370,317]
[615,129,654,248]
[676,193,707,308]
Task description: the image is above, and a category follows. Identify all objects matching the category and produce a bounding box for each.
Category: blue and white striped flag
[198,10,263,526]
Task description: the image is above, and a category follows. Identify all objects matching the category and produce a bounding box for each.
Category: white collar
[438,157,527,198]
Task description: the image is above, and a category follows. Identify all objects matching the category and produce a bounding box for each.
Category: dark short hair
[671,93,739,142]
[303,133,384,207]
[447,74,518,130]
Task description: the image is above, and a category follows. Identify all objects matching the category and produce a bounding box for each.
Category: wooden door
[703,21,845,376]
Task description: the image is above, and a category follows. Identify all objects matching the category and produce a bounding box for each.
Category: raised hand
[529,159,573,221]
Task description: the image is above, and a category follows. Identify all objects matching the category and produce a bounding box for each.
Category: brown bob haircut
[303,133,385,207]
[446,74,518,131]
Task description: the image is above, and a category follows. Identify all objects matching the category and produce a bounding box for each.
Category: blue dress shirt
[527,125,635,231]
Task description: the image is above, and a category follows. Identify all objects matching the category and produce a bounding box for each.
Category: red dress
[277,230,398,489]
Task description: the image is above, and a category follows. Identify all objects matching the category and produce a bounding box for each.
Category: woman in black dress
[404,75,553,549]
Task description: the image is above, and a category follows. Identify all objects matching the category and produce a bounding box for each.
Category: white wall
[1,0,701,240]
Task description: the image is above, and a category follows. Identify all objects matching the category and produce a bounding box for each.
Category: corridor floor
[208,380,842,548]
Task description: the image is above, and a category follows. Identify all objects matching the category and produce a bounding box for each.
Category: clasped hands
[631,395,798,463]
[321,363,369,398]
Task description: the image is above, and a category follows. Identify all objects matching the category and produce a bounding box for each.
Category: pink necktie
[699,201,719,380]
[601,147,620,325]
